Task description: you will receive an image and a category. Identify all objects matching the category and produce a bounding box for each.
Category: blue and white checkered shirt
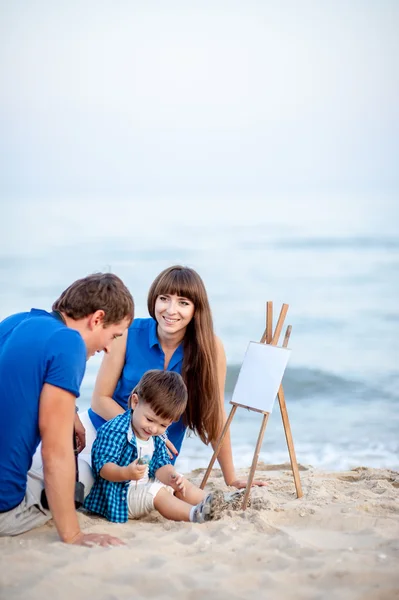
[83,409,171,523]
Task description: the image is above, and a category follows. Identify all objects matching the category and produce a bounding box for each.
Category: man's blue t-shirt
[88,318,187,460]
[0,309,87,511]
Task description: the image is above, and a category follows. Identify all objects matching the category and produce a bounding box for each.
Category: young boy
[84,370,228,524]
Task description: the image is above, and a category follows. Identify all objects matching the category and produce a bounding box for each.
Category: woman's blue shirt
[88,318,186,460]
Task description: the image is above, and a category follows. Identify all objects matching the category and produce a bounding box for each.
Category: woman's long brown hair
[147,265,223,444]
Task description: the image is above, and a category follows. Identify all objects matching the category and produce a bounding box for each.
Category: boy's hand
[127,458,147,481]
[170,472,185,496]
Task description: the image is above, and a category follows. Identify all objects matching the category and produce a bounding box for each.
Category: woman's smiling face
[154,293,195,337]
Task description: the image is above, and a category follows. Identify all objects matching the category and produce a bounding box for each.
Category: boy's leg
[171,477,252,511]
[155,488,228,523]
[128,482,194,521]
[172,478,250,510]
[153,488,193,521]
[173,478,206,506]
[127,482,229,523]
[128,481,176,520]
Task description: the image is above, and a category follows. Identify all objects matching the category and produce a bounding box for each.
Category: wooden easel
[200,301,303,509]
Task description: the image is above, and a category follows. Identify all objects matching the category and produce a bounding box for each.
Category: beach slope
[1,464,398,600]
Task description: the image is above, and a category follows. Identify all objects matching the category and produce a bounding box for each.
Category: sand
[1,464,398,600]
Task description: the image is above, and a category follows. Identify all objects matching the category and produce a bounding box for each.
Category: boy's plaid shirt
[83,409,171,523]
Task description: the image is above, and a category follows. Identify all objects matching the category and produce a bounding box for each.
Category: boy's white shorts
[127,480,175,519]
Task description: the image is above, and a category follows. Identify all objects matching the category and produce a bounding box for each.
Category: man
[0,273,134,546]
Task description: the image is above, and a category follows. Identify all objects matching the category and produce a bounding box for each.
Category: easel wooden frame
[200,301,303,509]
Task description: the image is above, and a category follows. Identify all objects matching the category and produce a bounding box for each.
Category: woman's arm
[91,331,128,421]
[213,336,267,488]
[211,335,236,485]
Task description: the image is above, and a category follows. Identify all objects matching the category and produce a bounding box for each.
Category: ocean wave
[225,364,396,401]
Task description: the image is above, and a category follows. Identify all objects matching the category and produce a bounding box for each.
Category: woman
[80,265,266,489]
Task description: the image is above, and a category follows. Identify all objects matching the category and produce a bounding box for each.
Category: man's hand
[74,413,86,453]
[70,532,125,547]
[126,458,146,481]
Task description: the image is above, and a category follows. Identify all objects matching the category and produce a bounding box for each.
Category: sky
[1,0,398,202]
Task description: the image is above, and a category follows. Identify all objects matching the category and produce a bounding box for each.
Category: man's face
[86,315,130,358]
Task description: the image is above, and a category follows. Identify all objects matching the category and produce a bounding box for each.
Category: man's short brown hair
[52,273,134,326]
[131,370,188,422]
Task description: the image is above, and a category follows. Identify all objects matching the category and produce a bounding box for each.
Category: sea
[1,193,398,475]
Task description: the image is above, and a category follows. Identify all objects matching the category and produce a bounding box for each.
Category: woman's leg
[78,457,95,497]
[29,412,96,498]
[77,410,97,467]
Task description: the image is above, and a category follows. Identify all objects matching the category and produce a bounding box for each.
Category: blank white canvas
[231,342,291,413]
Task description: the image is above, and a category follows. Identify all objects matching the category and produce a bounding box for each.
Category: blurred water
[1,193,398,472]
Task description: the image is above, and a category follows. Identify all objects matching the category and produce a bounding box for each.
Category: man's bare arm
[39,383,124,546]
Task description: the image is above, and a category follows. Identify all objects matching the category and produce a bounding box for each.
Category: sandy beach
[1,463,398,600]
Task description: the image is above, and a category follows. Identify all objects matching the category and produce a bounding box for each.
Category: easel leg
[200,405,237,490]
[277,386,303,498]
[241,412,269,510]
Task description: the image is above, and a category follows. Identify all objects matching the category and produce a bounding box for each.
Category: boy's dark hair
[52,273,134,326]
[131,370,188,422]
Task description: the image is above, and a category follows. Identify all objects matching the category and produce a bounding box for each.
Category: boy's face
[130,394,173,441]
